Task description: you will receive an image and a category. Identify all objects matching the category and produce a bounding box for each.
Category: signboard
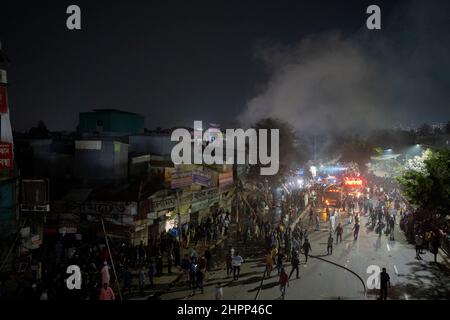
[147,212,157,220]
[164,167,173,182]
[343,178,363,187]
[87,213,134,226]
[0,142,13,169]
[67,201,137,216]
[219,171,233,187]
[192,169,211,187]
[171,170,192,189]
[0,87,8,114]
[192,188,218,202]
[59,226,77,234]
[151,196,177,212]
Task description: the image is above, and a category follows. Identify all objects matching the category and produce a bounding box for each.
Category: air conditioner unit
[0,69,7,85]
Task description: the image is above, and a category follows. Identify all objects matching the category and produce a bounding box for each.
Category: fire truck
[322,185,342,208]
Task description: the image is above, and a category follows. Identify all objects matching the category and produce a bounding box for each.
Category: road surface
[161,207,450,300]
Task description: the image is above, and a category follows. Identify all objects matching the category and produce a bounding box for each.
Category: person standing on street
[215,282,224,300]
[101,261,110,287]
[276,251,285,275]
[138,268,145,296]
[232,252,244,280]
[430,233,440,263]
[353,222,360,240]
[289,251,300,279]
[335,223,343,244]
[167,251,174,275]
[379,268,390,300]
[302,238,312,264]
[99,283,115,300]
[415,234,423,259]
[122,267,132,297]
[148,259,156,288]
[327,233,334,255]
[181,254,191,283]
[204,248,212,271]
[279,268,289,299]
[190,258,198,290]
[265,251,274,278]
[225,250,233,276]
[195,268,204,294]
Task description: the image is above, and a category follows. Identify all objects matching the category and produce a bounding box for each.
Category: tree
[245,118,305,186]
[417,123,432,136]
[28,120,49,138]
[339,139,375,172]
[445,121,450,134]
[397,148,450,217]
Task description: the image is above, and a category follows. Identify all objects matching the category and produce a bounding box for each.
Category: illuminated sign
[344,178,363,186]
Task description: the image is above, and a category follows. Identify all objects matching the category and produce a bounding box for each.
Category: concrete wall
[129,134,176,158]
[74,140,129,180]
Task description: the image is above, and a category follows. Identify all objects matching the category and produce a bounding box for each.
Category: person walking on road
[302,238,312,264]
[265,251,274,278]
[330,211,336,232]
[327,233,334,255]
[181,254,191,283]
[289,251,300,279]
[379,268,390,300]
[215,282,224,300]
[225,250,233,276]
[99,283,115,300]
[415,234,423,259]
[353,222,360,240]
[138,268,145,296]
[148,259,156,288]
[309,207,314,226]
[195,268,204,294]
[335,223,343,244]
[122,267,132,297]
[232,252,244,280]
[430,233,440,263]
[276,251,285,275]
[279,267,289,299]
[189,258,198,290]
[101,261,110,287]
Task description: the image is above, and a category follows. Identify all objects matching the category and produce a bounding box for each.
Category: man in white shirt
[101,261,110,286]
[232,252,244,280]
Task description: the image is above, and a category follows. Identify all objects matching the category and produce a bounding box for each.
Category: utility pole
[101,217,122,300]
[176,189,182,243]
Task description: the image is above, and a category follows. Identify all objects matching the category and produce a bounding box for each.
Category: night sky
[1,0,449,133]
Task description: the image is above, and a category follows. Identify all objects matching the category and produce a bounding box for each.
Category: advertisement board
[0,87,8,114]
[0,142,13,169]
[171,170,192,189]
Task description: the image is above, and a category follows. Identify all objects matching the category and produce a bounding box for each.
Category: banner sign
[151,196,177,212]
[0,87,8,114]
[67,201,137,216]
[0,142,13,169]
[192,169,211,187]
[219,171,234,187]
[171,170,192,189]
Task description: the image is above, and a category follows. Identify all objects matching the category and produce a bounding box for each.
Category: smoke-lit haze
[239,0,450,134]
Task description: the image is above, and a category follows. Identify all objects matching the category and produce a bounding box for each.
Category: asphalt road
[161,207,450,300]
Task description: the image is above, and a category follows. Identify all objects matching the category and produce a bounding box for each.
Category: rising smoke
[239,0,450,135]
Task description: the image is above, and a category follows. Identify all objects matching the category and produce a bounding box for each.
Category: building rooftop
[80,109,143,116]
